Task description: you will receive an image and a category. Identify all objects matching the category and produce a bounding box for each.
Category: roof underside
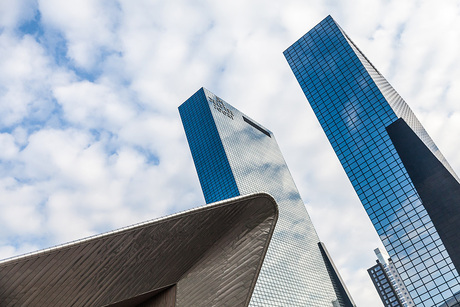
[0,193,278,307]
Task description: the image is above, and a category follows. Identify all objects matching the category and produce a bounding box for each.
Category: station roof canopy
[0,193,278,307]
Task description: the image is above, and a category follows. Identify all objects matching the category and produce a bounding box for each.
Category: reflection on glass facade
[179,88,354,306]
[284,15,460,306]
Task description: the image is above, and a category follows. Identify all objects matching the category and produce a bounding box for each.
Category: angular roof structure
[0,193,278,307]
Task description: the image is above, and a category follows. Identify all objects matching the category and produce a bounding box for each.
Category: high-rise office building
[179,88,354,307]
[368,248,414,307]
[368,261,403,307]
[284,15,460,306]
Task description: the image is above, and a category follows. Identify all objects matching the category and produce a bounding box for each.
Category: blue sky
[1,0,460,305]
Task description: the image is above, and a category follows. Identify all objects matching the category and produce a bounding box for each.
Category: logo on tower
[209,96,234,120]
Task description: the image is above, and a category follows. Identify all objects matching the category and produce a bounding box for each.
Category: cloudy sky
[1,0,459,305]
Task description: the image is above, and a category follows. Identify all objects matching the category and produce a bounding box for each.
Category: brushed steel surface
[0,193,278,307]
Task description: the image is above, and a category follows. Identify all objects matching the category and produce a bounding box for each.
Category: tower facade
[284,15,460,306]
[179,87,354,307]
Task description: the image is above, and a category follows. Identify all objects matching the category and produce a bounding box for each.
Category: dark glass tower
[284,15,460,307]
[179,88,355,307]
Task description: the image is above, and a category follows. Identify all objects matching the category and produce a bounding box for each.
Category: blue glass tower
[284,15,460,306]
[179,88,355,307]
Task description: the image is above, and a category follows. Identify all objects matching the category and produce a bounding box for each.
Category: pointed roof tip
[196,86,209,95]
[324,15,336,23]
[178,87,208,109]
[283,14,343,51]
[318,15,342,30]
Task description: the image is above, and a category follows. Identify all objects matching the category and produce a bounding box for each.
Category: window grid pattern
[284,15,460,306]
[338,26,459,183]
[368,262,403,307]
[374,248,415,306]
[180,87,341,306]
[386,259,415,306]
[179,88,239,203]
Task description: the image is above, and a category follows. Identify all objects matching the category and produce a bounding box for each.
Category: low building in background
[0,193,278,307]
[368,248,414,307]
[368,261,402,307]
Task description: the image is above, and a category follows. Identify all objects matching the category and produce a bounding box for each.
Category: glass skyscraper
[284,15,460,306]
[179,87,354,307]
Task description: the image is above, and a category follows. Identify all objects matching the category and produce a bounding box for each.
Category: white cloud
[0,177,44,235]
[53,79,137,130]
[0,133,19,159]
[18,129,96,183]
[38,0,122,69]
[0,33,60,127]
[0,0,37,30]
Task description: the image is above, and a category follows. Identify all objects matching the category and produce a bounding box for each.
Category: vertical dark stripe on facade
[387,118,460,274]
